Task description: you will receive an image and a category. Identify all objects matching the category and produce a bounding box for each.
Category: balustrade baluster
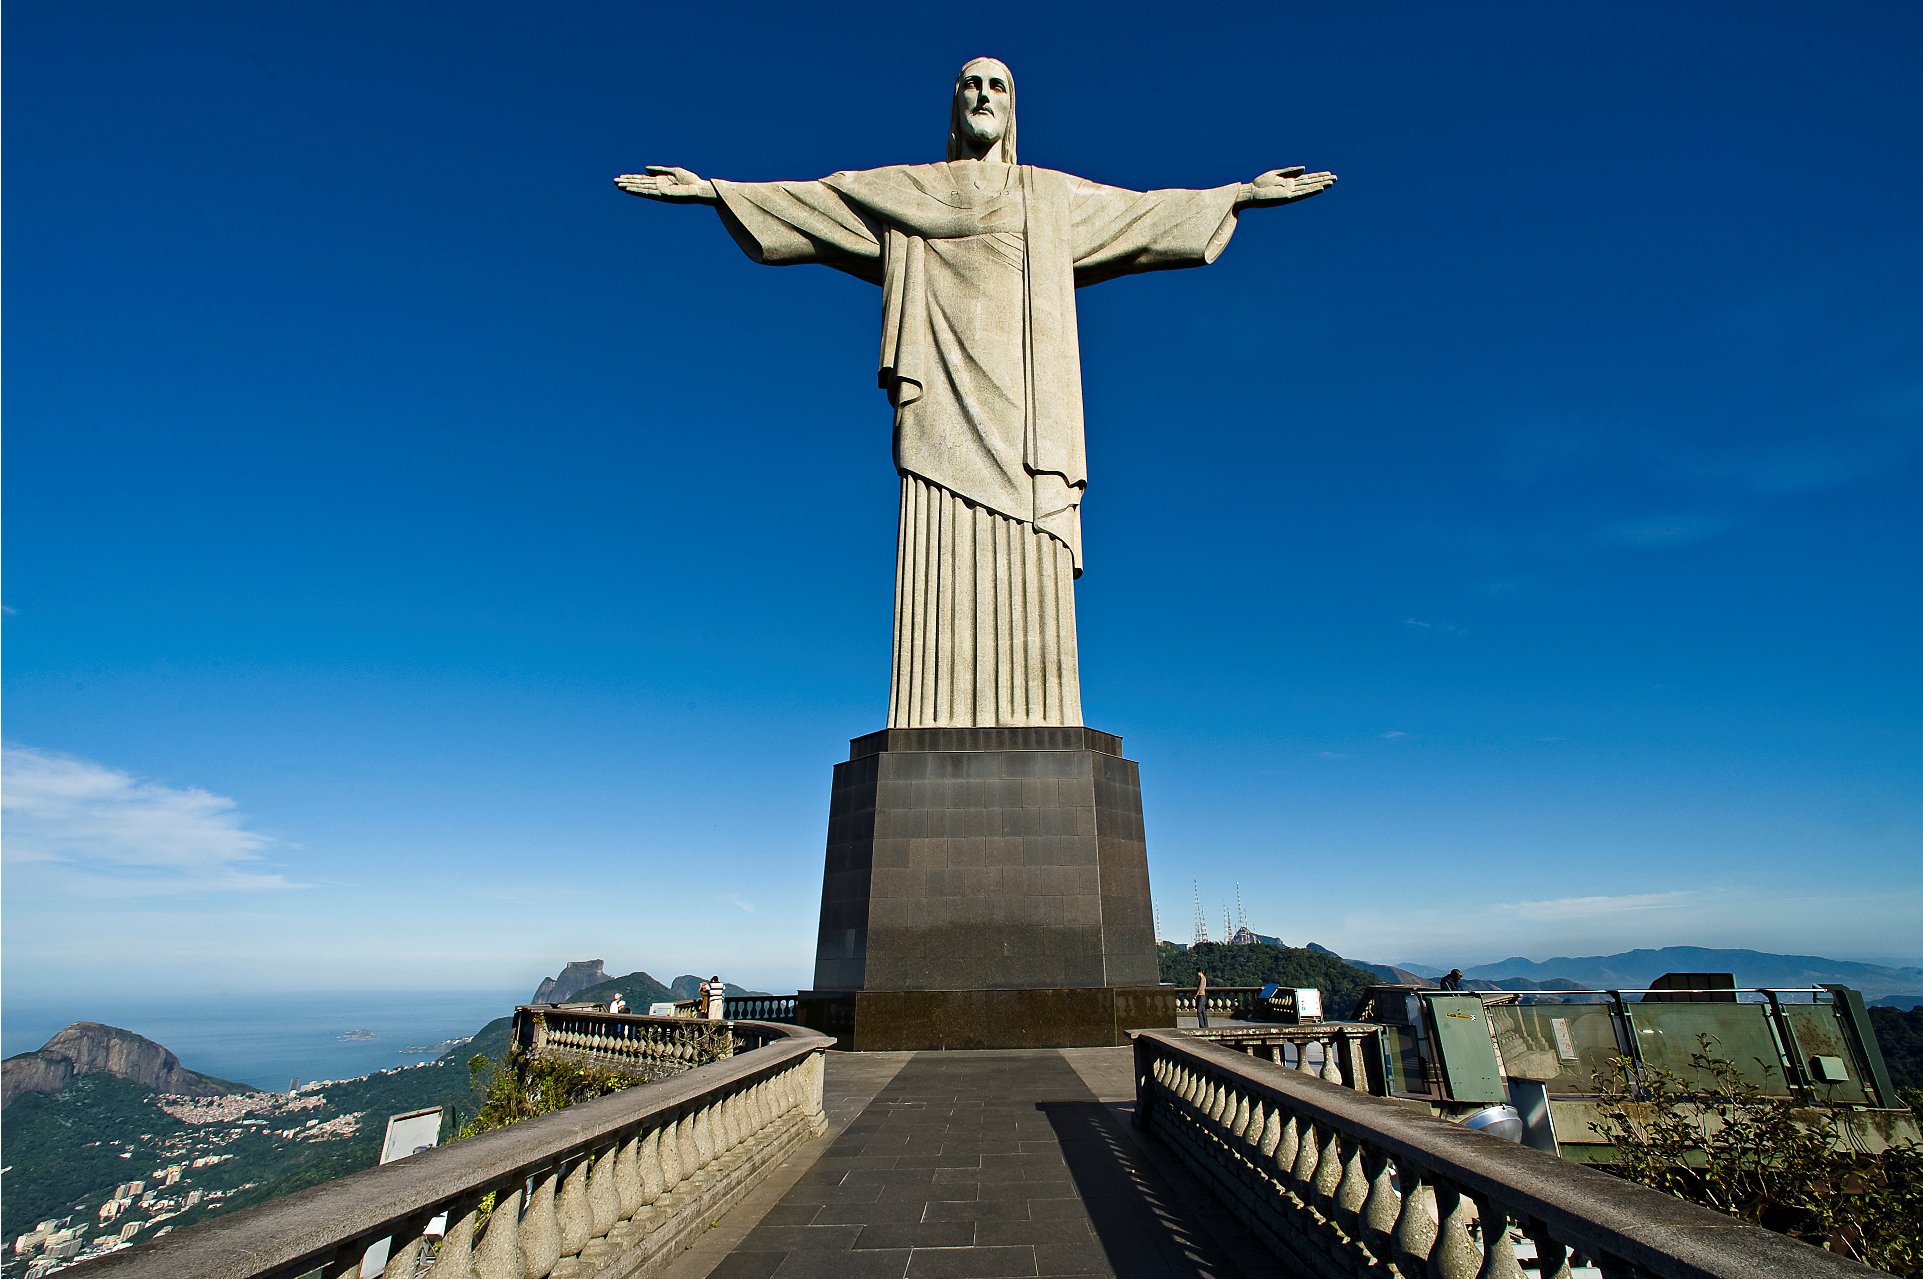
[637,1127,665,1205]
[1273,1112,1300,1192]
[1466,1190,1523,1279]
[1429,1177,1481,1279]
[1391,1166,1437,1278]
[1296,1042,1318,1076]
[471,1183,525,1279]
[1334,1132,1370,1239]
[656,1117,683,1198]
[727,1087,748,1150]
[1320,1037,1345,1085]
[1311,1123,1344,1228]
[522,1167,563,1277]
[1521,1219,1572,1279]
[613,1127,643,1219]
[696,1100,719,1169]
[676,1109,702,1181]
[1230,1091,1252,1146]
[1359,1147,1399,1266]
[588,1140,622,1237]
[1256,1100,1281,1170]
[434,1193,483,1279]
[1240,1097,1267,1186]
[1289,1118,1320,1213]
[555,1155,592,1258]
[379,1208,442,1279]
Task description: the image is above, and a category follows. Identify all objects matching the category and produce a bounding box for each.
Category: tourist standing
[1195,969,1210,1030]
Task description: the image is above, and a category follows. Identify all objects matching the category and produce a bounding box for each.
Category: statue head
[947,56,1016,163]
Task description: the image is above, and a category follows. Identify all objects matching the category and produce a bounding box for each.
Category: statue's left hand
[1243,167,1338,206]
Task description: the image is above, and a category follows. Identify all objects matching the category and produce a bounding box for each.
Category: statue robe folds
[712,163,1241,727]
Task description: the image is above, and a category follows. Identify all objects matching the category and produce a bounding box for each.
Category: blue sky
[6,2,1920,1006]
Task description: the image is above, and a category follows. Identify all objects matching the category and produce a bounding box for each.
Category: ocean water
[1,990,526,1092]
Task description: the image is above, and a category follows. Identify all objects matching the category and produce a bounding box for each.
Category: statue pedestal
[799,726,1175,1050]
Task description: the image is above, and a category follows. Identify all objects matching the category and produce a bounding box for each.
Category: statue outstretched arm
[614,166,719,204]
[1237,166,1337,208]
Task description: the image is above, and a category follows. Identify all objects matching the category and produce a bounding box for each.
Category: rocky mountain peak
[2,1022,249,1108]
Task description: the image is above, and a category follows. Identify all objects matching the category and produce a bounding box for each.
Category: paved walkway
[662,1048,1285,1279]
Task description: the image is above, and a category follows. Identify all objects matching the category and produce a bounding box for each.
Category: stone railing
[517,1007,766,1077]
[77,1022,833,1279]
[722,995,796,1023]
[1173,985,1268,1021]
[1190,1024,1388,1096]
[1132,1029,1876,1278]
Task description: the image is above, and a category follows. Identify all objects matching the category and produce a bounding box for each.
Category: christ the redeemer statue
[618,57,1334,730]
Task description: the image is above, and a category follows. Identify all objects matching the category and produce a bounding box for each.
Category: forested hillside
[1160,942,1379,1018]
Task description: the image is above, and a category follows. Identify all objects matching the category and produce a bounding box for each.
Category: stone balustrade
[75,1022,832,1279]
[721,995,796,1023]
[1190,1024,1388,1095]
[1172,984,1268,1021]
[1132,1029,1877,1279]
[518,1008,764,1077]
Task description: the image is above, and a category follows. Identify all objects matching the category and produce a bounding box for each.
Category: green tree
[1591,1035,1923,1275]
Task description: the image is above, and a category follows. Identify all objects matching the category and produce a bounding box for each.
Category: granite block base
[796,985,1176,1051]
[805,725,1168,1050]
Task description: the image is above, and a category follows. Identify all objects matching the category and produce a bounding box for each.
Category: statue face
[954,63,1011,149]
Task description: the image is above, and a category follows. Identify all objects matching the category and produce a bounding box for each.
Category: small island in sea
[340,1028,376,1041]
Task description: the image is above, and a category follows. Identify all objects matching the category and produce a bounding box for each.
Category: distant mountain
[565,971,677,1009]
[2,1022,251,1108]
[530,959,610,1004]
[668,975,766,1001]
[1461,948,1923,1000]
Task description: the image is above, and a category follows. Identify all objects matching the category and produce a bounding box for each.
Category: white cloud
[1380,730,1409,740]
[1402,617,1467,636]
[1486,891,1694,923]
[1315,750,1351,761]
[2,745,304,895]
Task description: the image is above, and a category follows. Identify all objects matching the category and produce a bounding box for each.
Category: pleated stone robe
[712,162,1242,727]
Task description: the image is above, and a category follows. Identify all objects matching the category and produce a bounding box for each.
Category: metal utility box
[1424,993,1507,1104]
[1260,985,1323,1024]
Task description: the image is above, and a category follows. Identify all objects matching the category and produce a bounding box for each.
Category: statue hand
[614,166,717,202]
[1244,166,1338,206]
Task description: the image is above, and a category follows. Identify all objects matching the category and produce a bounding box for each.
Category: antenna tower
[1236,884,1250,938]
[1191,882,1210,946]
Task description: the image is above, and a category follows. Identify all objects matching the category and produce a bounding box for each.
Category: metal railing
[75,1021,833,1279]
[1132,1028,1876,1278]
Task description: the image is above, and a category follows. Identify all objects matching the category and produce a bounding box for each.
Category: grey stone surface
[812,729,1156,995]
[689,1050,1284,1279]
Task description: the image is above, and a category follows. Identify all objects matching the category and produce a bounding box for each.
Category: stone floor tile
[904,1244,1037,1278]
[854,1221,977,1250]
[773,1247,912,1279]
[739,1224,863,1252]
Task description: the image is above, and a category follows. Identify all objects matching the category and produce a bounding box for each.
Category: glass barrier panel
[1487,1003,1622,1096]
[1777,1003,1872,1105]
[1624,1002,1791,1096]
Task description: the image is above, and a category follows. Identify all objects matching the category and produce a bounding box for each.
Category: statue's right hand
[614,166,714,201]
